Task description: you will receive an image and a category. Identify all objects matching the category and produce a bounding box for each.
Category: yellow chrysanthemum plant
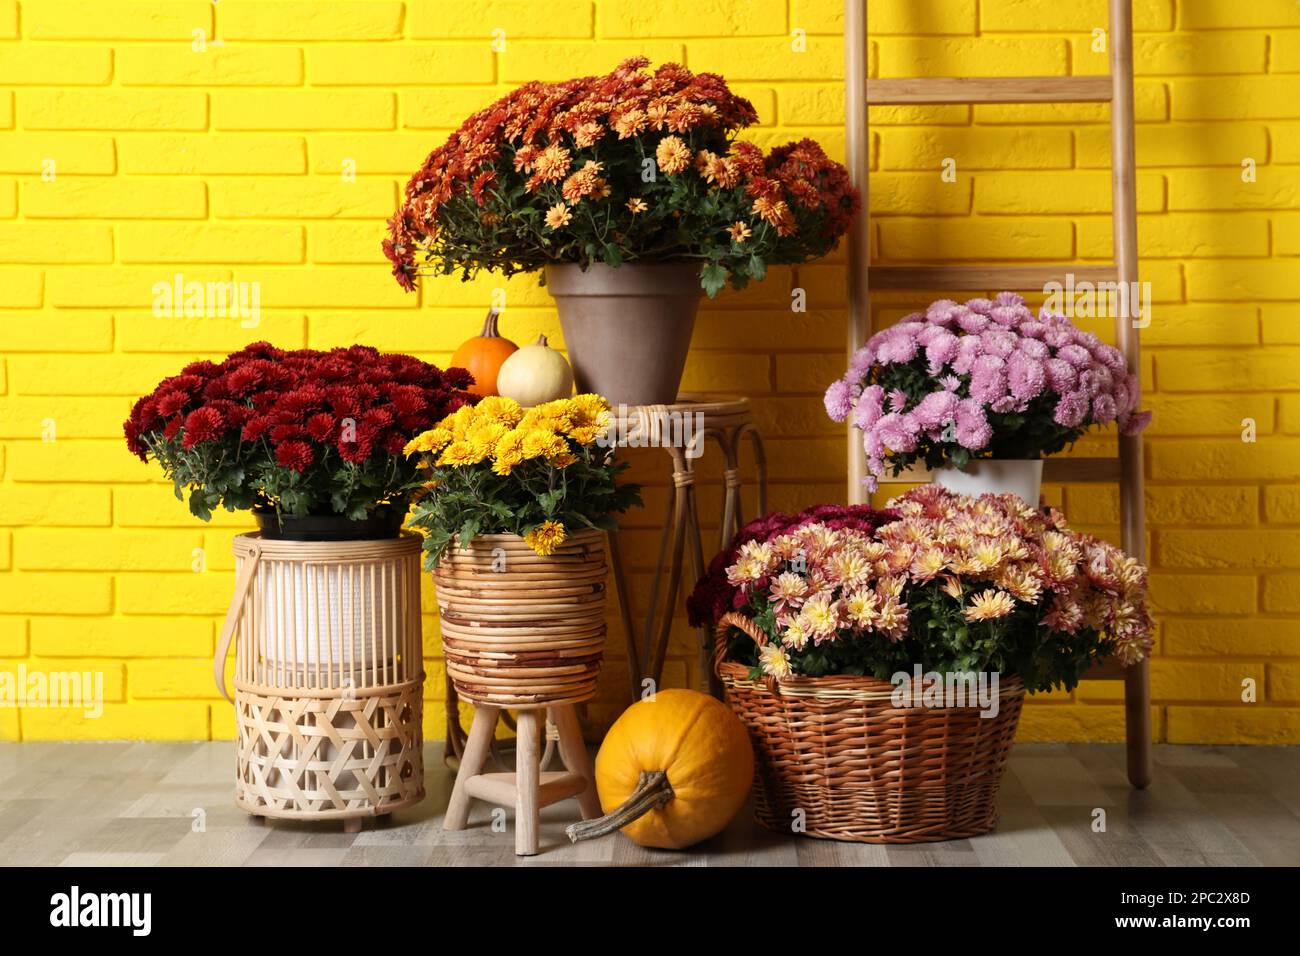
[404,394,642,568]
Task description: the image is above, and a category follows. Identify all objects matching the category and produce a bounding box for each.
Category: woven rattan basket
[434,530,607,709]
[714,612,1025,844]
[215,533,425,824]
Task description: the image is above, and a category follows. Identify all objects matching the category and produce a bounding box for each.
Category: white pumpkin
[495,334,575,406]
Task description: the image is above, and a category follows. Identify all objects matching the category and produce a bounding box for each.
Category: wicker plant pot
[714,612,1025,844]
[434,530,607,708]
[435,530,608,854]
[214,533,426,827]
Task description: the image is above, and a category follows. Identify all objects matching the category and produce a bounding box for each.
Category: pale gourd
[495,334,574,406]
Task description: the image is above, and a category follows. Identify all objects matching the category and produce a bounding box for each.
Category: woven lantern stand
[435,530,605,856]
[213,533,426,831]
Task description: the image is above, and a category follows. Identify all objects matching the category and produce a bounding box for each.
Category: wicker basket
[434,530,607,709]
[215,533,426,823]
[714,612,1025,844]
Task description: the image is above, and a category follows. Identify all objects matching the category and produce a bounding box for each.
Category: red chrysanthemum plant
[123,342,477,521]
[385,57,860,297]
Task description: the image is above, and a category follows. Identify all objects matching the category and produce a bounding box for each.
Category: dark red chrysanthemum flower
[181,406,226,449]
[155,390,189,418]
[275,440,314,473]
[305,413,336,442]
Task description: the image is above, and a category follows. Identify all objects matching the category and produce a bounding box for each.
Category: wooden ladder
[842,0,1151,788]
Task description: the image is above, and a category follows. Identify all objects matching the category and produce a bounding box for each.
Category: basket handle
[712,611,776,687]
[213,543,261,704]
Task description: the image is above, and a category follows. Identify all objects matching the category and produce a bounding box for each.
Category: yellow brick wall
[1,0,1298,744]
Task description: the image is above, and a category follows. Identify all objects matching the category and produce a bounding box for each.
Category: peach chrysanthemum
[759,643,793,680]
[626,197,648,214]
[844,588,880,629]
[544,202,573,229]
[534,144,572,183]
[655,135,692,174]
[963,589,1017,622]
[727,221,752,243]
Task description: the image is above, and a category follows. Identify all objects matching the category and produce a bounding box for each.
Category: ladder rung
[870,264,1118,291]
[872,458,1121,486]
[868,76,1112,105]
[1043,457,1122,483]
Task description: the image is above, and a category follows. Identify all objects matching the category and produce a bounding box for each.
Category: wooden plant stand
[605,395,768,700]
[444,703,600,856]
[434,531,606,856]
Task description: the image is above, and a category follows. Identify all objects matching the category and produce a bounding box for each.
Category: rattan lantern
[213,533,426,830]
[436,530,606,856]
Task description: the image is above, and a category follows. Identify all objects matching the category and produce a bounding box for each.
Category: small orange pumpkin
[450,307,517,397]
[566,689,754,850]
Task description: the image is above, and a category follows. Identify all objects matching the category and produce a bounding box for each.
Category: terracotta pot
[932,459,1044,505]
[545,262,702,406]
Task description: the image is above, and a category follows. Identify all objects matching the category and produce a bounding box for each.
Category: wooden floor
[0,742,1296,866]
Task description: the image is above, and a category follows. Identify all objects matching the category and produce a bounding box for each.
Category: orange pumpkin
[450,308,517,397]
[566,689,754,850]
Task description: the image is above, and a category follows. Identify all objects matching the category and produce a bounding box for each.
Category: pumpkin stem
[480,307,502,338]
[564,770,674,843]
[535,333,548,346]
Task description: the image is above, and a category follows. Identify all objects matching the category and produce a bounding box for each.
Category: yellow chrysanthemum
[521,400,575,432]
[475,395,523,427]
[570,393,609,419]
[437,439,485,468]
[524,520,567,556]
[467,421,508,453]
[439,404,479,439]
[548,450,578,469]
[402,426,453,457]
[522,429,568,461]
[491,428,528,475]
[568,425,604,446]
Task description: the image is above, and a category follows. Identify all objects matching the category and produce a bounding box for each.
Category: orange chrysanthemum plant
[715,485,1155,693]
[385,58,859,297]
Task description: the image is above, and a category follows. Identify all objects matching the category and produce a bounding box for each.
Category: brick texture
[0,0,1298,743]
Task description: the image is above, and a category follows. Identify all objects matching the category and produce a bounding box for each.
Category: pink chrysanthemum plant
[714,485,1154,693]
[824,293,1153,491]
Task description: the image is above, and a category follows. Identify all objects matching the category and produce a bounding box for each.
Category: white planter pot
[255,561,398,677]
[932,459,1043,506]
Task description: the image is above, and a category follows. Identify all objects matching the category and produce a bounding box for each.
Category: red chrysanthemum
[181,406,226,449]
[305,413,336,442]
[275,440,314,473]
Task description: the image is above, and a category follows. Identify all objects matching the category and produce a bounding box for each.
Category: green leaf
[700,263,727,298]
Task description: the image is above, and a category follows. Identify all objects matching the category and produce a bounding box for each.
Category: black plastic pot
[253,507,404,542]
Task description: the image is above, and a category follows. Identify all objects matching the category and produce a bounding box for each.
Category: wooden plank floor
[0,742,1296,866]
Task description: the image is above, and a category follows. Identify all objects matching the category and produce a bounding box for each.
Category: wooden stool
[444,703,600,856]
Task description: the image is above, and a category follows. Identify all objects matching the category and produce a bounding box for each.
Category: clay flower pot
[545,262,702,407]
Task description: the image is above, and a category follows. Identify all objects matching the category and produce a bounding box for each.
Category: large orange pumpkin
[567,689,754,850]
[450,307,517,397]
